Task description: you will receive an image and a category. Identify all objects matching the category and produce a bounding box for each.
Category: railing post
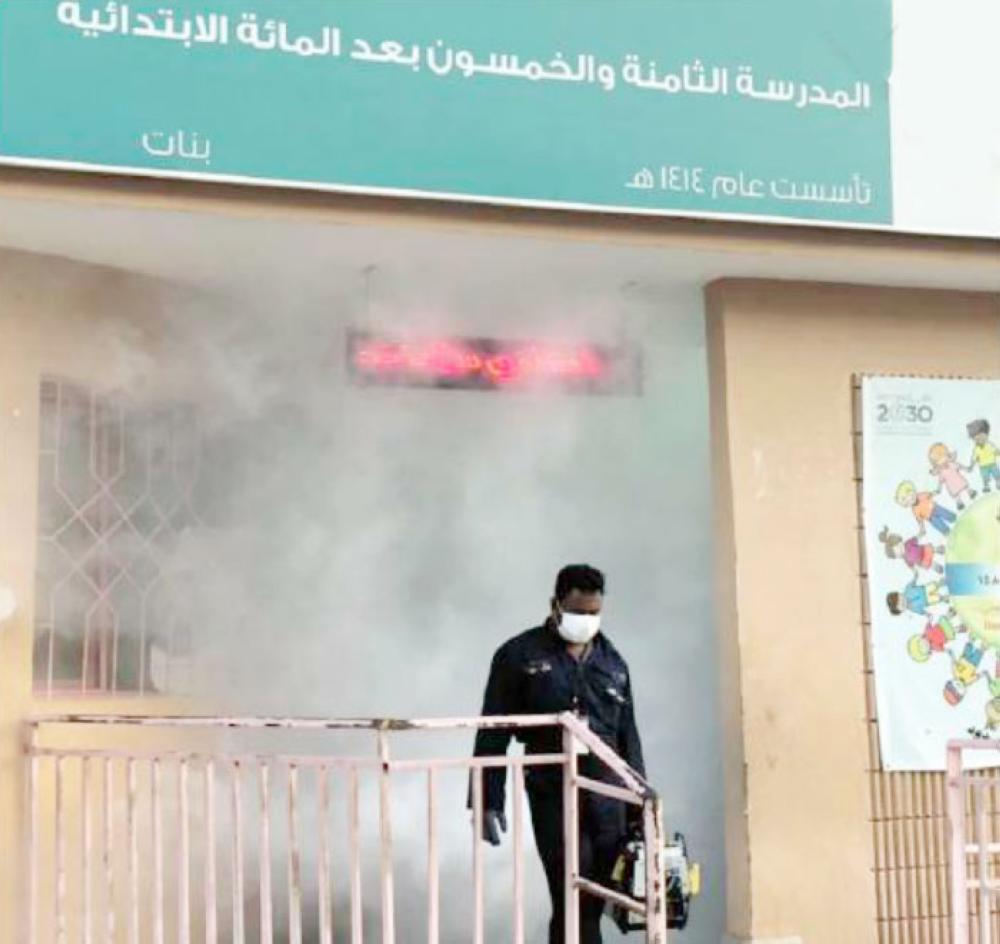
[287,764,302,944]
[317,766,332,944]
[178,758,191,944]
[126,759,139,944]
[204,759,218,944]
[947,742,969,944]
[152,758,165,944]
[103,758,116,944]
[643,797,668,944]
[377,731,396,944]
[55,756,66,944]
[25,725,38,944]
[348,766,363,944]
[427,768,440,944]
[975,780,989,944]
[512,764,526,944]
[82,757,93,944]
[472,767,485,944]
[562,725,580,944]
[229,761,245,944]
[258,761,273,944]
[287,763,302,944]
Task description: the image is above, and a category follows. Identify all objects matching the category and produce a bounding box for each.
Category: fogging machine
[610,832,701,933]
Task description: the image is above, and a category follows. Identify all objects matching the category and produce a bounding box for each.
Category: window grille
[33,377,202,696]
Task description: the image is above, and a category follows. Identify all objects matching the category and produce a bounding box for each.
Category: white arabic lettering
[54,9,875,114]
[140,130,212,163]
[626,168,655,190]
[767,174,874,205]
[622,164,874,209]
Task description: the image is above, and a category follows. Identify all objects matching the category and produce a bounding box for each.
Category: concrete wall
[707,280,1000,944]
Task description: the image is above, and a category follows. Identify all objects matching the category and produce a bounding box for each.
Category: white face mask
[557,610,601,645]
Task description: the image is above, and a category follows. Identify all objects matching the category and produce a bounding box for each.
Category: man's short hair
[554,564,605,601]
[968,419,991,438]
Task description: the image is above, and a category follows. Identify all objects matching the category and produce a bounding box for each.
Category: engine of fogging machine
[610,832,701,933]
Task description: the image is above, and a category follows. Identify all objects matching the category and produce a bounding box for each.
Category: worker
[471,564,646,944]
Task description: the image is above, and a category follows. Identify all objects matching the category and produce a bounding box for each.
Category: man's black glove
[482,809,508,846]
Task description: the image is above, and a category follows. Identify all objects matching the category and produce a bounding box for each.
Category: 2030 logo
[875,399,935,424]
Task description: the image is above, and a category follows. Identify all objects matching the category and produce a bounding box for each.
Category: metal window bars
[34,378,202,696]
[24,712,668,944]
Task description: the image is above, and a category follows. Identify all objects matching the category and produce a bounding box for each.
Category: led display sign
[347,332,640,395]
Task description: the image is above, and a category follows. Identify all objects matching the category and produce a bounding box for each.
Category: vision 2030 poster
[863,376,1000,771]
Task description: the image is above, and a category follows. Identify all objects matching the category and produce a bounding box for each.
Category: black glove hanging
[482,809,508,846]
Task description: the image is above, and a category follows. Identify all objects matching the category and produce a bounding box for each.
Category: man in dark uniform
[472,564,646,944]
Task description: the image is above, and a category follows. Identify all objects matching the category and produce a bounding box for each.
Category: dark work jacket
[472,623,646,811]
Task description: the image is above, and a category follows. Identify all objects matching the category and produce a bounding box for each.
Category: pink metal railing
[947,739,1000,943]
[25,713,668,944]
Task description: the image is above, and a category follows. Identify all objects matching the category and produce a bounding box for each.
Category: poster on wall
[863,376,1000,771]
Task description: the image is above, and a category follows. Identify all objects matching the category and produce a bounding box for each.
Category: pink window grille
[33,377,202,695]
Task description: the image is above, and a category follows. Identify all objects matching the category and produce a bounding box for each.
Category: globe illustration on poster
[941,494,1000,728]
[880,419,1000,741]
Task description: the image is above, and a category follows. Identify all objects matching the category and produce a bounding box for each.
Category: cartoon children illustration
[906,614,959,663]
[928,442,976,510]
[878,527,944,575]
[894,480,958,536]
[985,698,1000,731]
[944,641,986,706]
[966,419,1000,492]
[886,578,950,617]
[976,649,1000,728]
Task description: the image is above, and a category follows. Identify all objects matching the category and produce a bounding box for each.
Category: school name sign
[0,0,895,227]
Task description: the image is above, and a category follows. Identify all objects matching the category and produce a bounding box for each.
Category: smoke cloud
[40,233,723,942]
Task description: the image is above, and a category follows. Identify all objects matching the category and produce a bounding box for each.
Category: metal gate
[946,739,1000,944]
[25,712,668,944]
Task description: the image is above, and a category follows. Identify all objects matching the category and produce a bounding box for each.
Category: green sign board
[0,0,892,226]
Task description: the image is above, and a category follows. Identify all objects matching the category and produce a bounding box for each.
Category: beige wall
[2,165,999,278]
[707,280,1000,944]
[0,163,998,944]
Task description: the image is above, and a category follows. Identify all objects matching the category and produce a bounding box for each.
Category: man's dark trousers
[527,786,626,944]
